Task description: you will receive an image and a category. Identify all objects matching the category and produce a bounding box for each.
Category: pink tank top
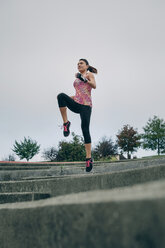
[73,78,92,107]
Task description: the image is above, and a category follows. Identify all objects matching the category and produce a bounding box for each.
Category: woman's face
[77,60,88,72]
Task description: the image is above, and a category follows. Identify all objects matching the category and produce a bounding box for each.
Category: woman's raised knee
[57,93,65,100]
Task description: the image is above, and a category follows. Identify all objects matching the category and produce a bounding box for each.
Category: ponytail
[79,58,98,74]
[87,65,97,74]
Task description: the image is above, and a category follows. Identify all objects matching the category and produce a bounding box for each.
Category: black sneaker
[86,158,93,172]
[63,121,71,137]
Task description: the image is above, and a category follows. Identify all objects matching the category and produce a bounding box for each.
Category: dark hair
[79,58,98,74]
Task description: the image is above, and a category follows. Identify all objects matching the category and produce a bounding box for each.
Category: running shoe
[63,121,71,137]
[86,158,93,172]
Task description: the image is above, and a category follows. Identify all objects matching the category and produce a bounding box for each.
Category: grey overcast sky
[0,0,165,161]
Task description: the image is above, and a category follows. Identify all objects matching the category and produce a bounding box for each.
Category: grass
[142,154,165,159]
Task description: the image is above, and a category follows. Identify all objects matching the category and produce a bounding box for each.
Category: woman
[57,58,97,172]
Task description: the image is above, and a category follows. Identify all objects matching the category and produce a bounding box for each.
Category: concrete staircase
[0,157,165,247]
[0,192,50,204]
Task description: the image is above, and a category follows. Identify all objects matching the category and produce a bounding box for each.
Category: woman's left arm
[86,72,96,89]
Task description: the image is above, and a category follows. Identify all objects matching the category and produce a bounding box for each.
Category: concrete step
[0,156,165,167]
[0,166,51,171]
[21,161,165,180]
[0,164,165,197]
[0,161,87,166]
[0,179,165,248]
[0,192,50,204]
[1,158,165,181]
[0,168,58,181]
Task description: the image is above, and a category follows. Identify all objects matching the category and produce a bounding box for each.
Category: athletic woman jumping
[57,58,97,172]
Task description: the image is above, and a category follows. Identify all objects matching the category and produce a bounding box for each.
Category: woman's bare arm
[86,72,96,89]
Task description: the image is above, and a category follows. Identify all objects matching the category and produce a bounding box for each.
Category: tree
[116,125,141,159]
[56,132,86,161]
[12,137,40,161]
[93,137,118,160]
[42,147,58,162]
[3,154,15,161]
[142,116,165,155]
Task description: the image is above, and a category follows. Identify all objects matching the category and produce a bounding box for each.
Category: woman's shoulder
[86,71,92,75]
[86,71,95,78]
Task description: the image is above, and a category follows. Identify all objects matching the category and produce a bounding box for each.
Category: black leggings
[57,93,92,144]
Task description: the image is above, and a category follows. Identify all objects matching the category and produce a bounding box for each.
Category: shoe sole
[86,164,93,172]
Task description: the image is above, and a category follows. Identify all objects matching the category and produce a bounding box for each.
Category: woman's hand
[75,72,96,89]
[75,73,88,83]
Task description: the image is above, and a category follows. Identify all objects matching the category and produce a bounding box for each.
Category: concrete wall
[0,157,165,181]
[1,158,165,247]
[0,180,165,248]
[1,164,165,197]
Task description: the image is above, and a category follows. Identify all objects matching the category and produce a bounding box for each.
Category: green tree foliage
[42,147,58,162]
[116,125,141,159]
[93,137,118,160]
[12,137,40,161]
[142,116,165,155]
[56,132,86,161]
[3,154,15,161]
